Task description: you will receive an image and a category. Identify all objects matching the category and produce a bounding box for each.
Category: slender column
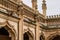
[31,0,37,9]
[18,5,23,40]
[35,12,40,40]
[42,0,47,18]
[42,0,47,26]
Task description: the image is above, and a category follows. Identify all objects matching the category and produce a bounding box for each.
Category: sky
[22,0,60,16]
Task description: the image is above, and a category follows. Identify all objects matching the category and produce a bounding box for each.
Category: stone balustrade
[47,15,60,19]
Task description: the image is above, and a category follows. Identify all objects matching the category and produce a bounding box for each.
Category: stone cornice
[23,22,35,29]
[40,25,60,31]
[0,11,19,22]
[41,28,60,32]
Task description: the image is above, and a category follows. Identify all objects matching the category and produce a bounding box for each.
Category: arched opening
[24,31,33,40]
[40,35,45,40]
[40,35,42,40]
[52,35,60,40]
[24,32,29,40]
[0,27,11,40]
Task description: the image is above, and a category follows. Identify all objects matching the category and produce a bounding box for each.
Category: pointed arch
[47,32,60,40]
[0,21,16,40]
[24,28,34,40]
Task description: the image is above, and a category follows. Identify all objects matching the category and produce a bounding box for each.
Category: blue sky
[22,0,60,16]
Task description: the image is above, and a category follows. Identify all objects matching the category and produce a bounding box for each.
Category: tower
[42,0,47,18]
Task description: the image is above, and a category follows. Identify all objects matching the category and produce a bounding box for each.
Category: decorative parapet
[47,15,60,19]
[46,14,60,29]
[0,0,18,11]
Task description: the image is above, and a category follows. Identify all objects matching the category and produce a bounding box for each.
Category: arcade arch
[24,31,34,40]
[0,21,16,40]
[47,33,60,40]
[52,35,60,40]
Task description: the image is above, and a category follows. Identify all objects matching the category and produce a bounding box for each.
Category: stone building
[0,0,60,40]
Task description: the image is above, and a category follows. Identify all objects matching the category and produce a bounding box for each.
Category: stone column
[31,0,37,9]
[18,4,23,40]
[35,11,40,40]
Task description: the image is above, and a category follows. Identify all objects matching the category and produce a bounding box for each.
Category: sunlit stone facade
[0,0,60,40]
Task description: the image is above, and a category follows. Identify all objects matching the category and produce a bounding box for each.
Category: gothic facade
[0,0,60,40]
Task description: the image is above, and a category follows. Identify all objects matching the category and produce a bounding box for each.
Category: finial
[42,0,47,10]
[42,0,46,4]
[42,0,47,18]
[32,0,37,10]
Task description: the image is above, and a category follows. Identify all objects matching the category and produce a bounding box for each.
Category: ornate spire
[42,0,47,17]
[32,0,37,10]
